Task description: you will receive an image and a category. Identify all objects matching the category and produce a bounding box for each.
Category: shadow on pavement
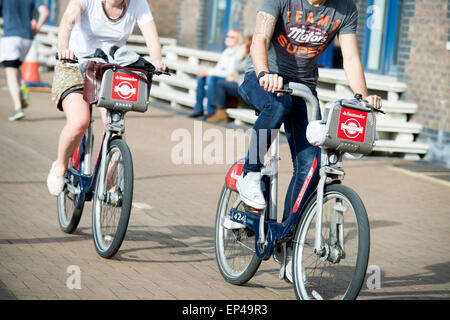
[360,261,450,299]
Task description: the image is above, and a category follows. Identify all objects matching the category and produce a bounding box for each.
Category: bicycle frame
[65,109,125,209]
[225,82,348,261]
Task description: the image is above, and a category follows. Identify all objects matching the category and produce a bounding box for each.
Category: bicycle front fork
[314,149,345,258]
[95,110,125,202]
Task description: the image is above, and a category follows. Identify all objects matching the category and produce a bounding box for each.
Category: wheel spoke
[293,186,369,300]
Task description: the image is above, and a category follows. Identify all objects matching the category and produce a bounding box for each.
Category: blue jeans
[238,72,321,220]
[211,79,240,109]
[194,75,225,114]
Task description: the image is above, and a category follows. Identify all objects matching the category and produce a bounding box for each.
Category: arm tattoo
[254,11,276,41]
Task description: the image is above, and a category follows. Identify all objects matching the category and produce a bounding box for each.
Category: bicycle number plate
[230,209,246,225]
[337,107,368,143]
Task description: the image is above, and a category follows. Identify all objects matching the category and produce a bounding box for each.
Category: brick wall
[176,0,209,49]
[397,0,416,79]
[400,0,450,135]
[148,0,178,38]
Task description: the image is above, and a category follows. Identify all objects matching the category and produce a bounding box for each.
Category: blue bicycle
[56,54,168,258]
[215,83,381,299]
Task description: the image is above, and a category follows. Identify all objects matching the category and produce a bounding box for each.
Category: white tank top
[69,0,154,57]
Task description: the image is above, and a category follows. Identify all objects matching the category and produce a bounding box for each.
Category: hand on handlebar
[153,59,167,73]
[259,73,284,96]
[56,49,76,63]
[364,95,382,110]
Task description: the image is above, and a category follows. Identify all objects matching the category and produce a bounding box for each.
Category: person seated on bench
[188,30,243,119]
[206,35,252,123]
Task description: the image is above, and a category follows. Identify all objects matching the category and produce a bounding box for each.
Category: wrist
[257,71,270,81]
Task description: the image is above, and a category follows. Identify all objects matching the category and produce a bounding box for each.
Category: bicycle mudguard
[225,158,245,191]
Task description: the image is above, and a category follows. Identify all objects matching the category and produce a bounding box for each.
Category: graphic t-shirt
[0,0,43,39]
[246,0,358,85]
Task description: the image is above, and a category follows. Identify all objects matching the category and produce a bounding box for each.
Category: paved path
[0,71,449,300]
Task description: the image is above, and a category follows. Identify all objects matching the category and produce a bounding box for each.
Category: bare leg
[5,67,22,111]
[54,93,91,177]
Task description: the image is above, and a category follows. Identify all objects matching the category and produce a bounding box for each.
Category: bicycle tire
[214,184,261,285]
[292,184,370,300]
[57,160,83,234]
[92,138,133,258]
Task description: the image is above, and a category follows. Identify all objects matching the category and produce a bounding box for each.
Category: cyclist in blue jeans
[236,0,382,281]
[237,0,382,212]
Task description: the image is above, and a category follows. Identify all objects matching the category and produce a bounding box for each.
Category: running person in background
[47,0,166,196]
[237,0,382,212]
[0,0,49,121]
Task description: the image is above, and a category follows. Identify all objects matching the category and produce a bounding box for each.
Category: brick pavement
[0,70,449,300]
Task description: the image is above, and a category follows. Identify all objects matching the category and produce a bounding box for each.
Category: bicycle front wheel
[214,184,261,285]
[292,184,370,300]
[92,138,133,258]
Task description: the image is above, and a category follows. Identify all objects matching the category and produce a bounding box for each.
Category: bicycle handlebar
[55,53,172,76]
[275,83,385,119]
[275,82,320,122]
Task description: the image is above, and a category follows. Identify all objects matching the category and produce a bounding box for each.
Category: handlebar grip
[274,88,293,95]
[55,53,78,63]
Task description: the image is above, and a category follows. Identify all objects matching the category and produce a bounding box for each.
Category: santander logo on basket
[337,107,368,143]
[111,73,139,102]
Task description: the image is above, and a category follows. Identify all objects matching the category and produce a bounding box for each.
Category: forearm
[343,56,369,98]
[35,6,49,33]
[251,11,276,75]
[57,16,72,50]
[251,35,270,75]
[141,21,162,63]
[57,1,82,50]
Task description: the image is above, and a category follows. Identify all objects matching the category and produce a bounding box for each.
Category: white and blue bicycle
[215,82,383,300]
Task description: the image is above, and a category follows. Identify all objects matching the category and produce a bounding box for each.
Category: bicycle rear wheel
[57,160,83,234]
[92,138,133,258]
[292,184,370,300]
[214,184,261,285]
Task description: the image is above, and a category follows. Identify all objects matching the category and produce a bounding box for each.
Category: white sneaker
[47,161,65,196]
[236,171,266,209]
